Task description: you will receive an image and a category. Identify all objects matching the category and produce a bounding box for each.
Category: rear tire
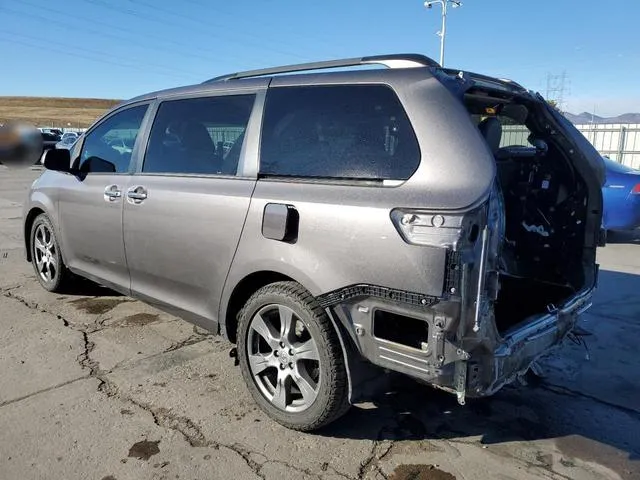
[30,213,75,293]
[237,281,350,431]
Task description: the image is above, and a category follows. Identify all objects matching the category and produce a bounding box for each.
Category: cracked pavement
[1,166,639,480]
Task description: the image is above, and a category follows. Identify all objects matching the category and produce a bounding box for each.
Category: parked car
[602,156,640,232]
[39,128,63,137]
[40,131,60,152]
[61,132,80,141]
[24,53,606,431]
[55,135,78,150]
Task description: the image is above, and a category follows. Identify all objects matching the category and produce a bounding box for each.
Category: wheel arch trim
[218,262,323,341]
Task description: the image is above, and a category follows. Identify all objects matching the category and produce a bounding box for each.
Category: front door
[57,103,150,291]
[122,93,260,327]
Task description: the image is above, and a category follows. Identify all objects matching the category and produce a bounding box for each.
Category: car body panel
[602,158,640,231]
[123,175,256,327]
[227,180,450,297]
[56,172,131,291]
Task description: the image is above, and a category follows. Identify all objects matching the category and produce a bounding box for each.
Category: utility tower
[545,71,570,112]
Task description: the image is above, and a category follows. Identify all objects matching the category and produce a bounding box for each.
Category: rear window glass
[260,85,420,180]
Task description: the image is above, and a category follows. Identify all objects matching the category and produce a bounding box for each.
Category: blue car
[602,157,640,232]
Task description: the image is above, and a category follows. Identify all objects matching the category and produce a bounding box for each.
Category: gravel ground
[1,165,639,480]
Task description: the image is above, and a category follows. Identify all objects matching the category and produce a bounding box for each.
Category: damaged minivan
[25,54,606,431]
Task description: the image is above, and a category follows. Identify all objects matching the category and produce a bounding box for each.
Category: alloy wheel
[33,223,58,283]
[246,304,321,412]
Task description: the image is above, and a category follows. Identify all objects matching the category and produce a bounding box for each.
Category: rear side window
[143,95,255,176]
[260,85,420,180]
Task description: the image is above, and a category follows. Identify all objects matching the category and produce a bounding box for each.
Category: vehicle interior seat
[477,116,503,156]
[180,121,222,174]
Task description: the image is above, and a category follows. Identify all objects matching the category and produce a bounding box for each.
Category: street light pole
[424,0,461,67]
[439,1,447,67]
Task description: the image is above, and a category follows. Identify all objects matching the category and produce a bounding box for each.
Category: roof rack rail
[203,53,440,83]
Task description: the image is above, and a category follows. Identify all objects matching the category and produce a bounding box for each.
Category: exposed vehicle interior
[468,91,590,333]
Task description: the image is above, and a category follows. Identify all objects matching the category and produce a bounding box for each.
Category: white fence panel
[499,122,640,170]
[575,123,640,169]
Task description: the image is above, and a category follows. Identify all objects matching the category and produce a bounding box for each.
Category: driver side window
[78,104,149,173]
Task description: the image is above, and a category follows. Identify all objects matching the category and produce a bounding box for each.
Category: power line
[84,0,309,64]
[0,7,212,79]
[127,0,310,60]
[14,0,255,69]
[0,33,197,83]
[179,0,353,54]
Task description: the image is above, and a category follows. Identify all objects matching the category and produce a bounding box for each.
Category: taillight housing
[632,183,640,194]
[390,209,480,249]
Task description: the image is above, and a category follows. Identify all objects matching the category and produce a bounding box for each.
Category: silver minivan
[24,54,606,431]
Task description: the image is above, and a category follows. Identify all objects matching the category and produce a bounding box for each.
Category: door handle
[127,186,148,202]
[104,185,121,202]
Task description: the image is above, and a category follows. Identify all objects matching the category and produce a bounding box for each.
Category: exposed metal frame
[441,68,527,93]
[204,53,440,83]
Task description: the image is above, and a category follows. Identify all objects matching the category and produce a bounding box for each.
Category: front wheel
[30,213,75,293]
[237,281,350,431]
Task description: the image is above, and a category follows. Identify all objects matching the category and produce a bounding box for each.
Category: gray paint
[56,173,131,291]
[123,174,255,327]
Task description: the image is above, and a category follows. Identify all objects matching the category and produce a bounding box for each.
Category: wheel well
[24,208,44,262]
[224,271,293,343]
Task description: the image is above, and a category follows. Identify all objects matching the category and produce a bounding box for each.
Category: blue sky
[1,0,638,116]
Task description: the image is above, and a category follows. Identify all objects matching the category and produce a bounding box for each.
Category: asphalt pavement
[1,165,639,480]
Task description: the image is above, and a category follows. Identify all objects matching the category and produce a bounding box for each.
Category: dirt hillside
[0,96,122,128]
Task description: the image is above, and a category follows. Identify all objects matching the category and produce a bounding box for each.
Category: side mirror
[42,148,71,172]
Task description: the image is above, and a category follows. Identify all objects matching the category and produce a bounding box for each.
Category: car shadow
[319,268,640,468]
[320,370,640,469]
[62,277,123,297]
[606,229,640,244]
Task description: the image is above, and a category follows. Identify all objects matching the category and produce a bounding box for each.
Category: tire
[30,213,75,293]
[237,281,350,431]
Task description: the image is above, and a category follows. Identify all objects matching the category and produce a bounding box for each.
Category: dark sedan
[41,131,61,151]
